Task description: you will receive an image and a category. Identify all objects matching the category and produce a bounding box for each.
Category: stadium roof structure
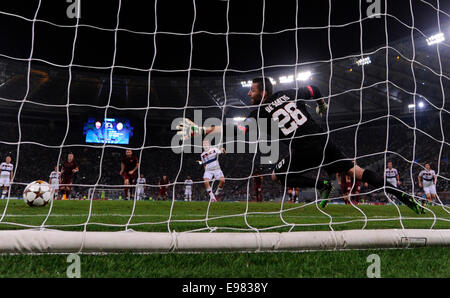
[0,31,448,123]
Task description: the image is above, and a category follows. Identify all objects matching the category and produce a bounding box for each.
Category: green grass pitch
[0,200,449,277]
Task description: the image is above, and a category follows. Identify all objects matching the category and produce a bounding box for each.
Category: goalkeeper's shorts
[274,136,353,185]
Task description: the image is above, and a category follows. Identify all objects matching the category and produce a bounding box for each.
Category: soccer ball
[23,180,53,207]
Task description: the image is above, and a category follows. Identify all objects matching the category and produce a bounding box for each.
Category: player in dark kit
[337,172,362,205]
[252,170,263,202]
[176,77,424,214]
[60,153,79,200]
[158,175,169,201]
[120,149,139,200]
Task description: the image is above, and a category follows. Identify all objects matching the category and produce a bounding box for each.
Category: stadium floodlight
[233,116,246,122]
[296,71,312,81]
[242,78,275,88]
[240,80,252,88]
[268,77,277,86]
[426,33,445,46]
[408,102,425,111]
[279,75,294,84]
[356,57,371,66]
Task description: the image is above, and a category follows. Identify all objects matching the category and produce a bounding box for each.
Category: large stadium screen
[83,118,133,144]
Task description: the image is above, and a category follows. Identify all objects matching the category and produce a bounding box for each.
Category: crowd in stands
[0,117,448,203]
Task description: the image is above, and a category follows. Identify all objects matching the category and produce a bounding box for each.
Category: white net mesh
[0,0,449,252]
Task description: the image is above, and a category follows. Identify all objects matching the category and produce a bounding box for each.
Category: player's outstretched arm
[301,85,328,118]
[175,118,222,140]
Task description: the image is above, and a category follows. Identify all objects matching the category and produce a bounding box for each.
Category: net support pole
[0,229,450,253]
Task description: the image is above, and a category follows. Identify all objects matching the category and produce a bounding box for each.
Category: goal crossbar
[0,229,449,253]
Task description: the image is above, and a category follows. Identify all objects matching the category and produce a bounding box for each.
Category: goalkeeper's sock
[1,190,6,199]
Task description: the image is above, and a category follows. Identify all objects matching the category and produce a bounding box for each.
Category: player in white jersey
[418,163,437,205]
[49,166,61,200]
[200,140,226,202]
[0,156,13,199]
[136,174,146,200]
[184,176,193,201]
[385,161,400,187]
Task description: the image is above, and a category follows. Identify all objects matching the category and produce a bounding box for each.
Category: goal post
[0,229,449,253]
[0,0,448,255]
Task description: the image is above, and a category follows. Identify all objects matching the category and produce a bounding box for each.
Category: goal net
[0,0,449,253]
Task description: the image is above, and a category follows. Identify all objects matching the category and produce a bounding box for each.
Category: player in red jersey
[158,175,169,201]
[120,149,139,200]
[336,172,361,205]
[253,170,263,202]
[60,153,79,200]
[287,187,300,203]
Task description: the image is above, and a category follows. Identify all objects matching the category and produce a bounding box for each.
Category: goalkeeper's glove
[315,102,328,118]
[176,118,204,140]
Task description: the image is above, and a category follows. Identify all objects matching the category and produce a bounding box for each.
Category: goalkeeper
[176,77,424,214]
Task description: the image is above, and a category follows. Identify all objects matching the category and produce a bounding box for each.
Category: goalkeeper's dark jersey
[245,86,323,147]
